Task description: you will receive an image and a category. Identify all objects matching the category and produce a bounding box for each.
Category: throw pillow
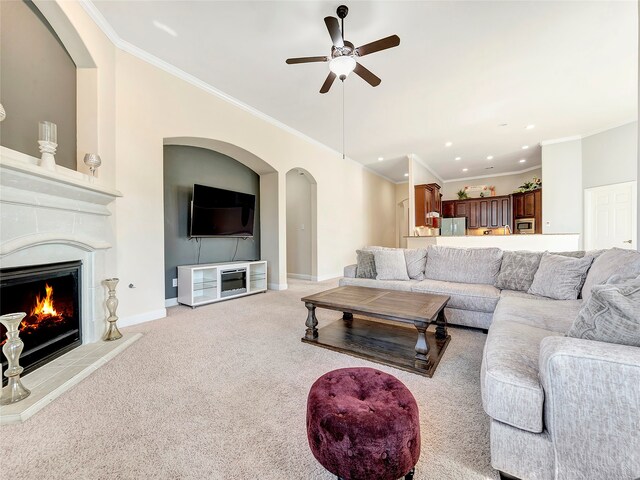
[355,250,377,279]
[494,250,544,292]
[424,246,503,285]
[567,275,640,347]
[404,248,427,280]
[528,253,594,300]
[581,248,640,302]
[374,249,410,281]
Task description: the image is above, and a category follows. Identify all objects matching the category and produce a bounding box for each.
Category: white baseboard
[165,297,178,307]
[287,273,312,281]
[268,283,288,291]
[118,308,167,328]
[314,273,343,282]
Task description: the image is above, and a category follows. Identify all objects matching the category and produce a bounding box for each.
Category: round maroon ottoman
[306,367,421,480]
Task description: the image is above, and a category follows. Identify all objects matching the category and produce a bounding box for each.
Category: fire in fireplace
[1,261,81,384]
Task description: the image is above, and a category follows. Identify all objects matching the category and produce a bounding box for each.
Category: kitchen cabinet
[442,195,512,231]
[415,183,442,226]
[512,189,542,233]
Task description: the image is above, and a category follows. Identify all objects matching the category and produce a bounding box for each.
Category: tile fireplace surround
[0,146,131,423]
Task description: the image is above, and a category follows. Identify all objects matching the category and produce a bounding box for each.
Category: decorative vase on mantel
[0,312,31,405]
[103,278,123,341]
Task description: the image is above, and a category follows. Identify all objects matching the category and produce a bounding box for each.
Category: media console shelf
[177,260,267,308]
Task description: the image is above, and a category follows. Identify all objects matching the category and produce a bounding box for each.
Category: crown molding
[444,165,541,183]
[77,0,396,186]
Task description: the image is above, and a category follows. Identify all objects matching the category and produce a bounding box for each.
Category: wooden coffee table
[301,286,451,377]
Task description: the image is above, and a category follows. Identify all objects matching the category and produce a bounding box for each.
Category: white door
[584,181,637,250]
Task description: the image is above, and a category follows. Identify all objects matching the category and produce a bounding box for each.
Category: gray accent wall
[0,0,77,170]
[163,145,260,299]
[582,122,637,189]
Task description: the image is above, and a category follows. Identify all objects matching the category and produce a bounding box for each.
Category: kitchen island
[406,233,580,251]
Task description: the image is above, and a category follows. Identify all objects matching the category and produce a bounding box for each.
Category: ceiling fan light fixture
[329,56,356,78]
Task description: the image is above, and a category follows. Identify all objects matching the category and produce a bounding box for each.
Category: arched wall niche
[31,0,99,175]
[285,167,318,280]
[164,137,287,290]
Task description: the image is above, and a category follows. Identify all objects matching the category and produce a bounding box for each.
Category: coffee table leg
[342,312,353,327]
[414,320,430,367]
[305,302,318,340]
[436,309,448,341]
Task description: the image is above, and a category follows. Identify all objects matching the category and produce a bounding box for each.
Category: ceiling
[90,1,637,183]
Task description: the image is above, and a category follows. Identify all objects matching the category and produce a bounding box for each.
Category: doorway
[584,181,637,250]
[286,168,317,280]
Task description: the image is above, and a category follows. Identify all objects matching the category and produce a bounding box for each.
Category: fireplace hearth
[1,261,81,384]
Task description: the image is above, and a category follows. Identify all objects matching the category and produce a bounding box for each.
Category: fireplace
[0,261,82,384]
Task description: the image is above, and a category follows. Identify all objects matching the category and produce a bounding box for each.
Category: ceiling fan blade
[355,35,400,57]
[324,16,344,48]
[320,72,337,94]
[286,56,329,65]
[354,62,381,87]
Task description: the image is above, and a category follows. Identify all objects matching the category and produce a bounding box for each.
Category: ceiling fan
[285,5,400,94]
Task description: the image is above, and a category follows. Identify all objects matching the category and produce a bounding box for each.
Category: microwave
[516,218,535,234]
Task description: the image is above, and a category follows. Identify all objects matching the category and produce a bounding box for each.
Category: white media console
[177,260,267,308]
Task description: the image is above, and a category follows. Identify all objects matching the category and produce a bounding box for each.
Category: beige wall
[441,168,542,200]
[48,1,396,322]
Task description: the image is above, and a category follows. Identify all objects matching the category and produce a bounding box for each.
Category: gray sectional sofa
[340,245,640,480]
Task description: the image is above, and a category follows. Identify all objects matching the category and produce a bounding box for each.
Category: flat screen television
[190,184,255,238]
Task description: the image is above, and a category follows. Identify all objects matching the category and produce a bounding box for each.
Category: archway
[286,168,318,280]
[163,137,287,291]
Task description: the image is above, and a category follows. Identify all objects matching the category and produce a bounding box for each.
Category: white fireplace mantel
[0,146,121,217]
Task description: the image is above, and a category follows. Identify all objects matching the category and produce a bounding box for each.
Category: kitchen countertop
[405,233,581,251]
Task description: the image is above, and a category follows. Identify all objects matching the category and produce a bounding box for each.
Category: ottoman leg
[405,467,415,480]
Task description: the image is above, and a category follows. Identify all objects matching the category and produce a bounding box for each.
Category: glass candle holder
[38,121,57,143]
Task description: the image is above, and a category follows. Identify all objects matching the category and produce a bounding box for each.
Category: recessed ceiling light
[486,155,494,160]
[378,157,384,161]
[445,142,453,147]
[404,173,409,177]
[455,156,461,161]
[519,159,526,163]
[522,145,529,150]
[526,124,535,130]
[462,168,468,172]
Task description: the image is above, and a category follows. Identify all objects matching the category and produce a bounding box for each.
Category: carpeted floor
[0,279,498,480]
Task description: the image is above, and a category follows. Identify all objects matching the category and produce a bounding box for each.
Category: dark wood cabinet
[442,201,455,218]
[512,189,542,233]
[415,183,442,226]
[442,195,512,231]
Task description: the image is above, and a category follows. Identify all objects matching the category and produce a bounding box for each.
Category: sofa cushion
[581,248,640,302]
[424,246,503,285]
[481,319,563,433]
[404,248,427,281]
[567,275,640,347]
[355,250,377,279]
[494,295,581,334]
[338,277,419,292]
[528,253,593,300]
[412,279,500,313]
[494,250,544,292]
[373,249,409,281]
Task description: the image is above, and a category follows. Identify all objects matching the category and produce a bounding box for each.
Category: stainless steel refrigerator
[441,217,467,236]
